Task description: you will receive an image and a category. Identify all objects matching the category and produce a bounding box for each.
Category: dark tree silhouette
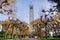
[48,0,60,12]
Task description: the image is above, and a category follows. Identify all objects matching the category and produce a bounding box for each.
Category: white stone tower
[29,3,34,22]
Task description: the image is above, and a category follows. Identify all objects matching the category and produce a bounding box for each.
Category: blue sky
[16,0,52,23]
[0,0,53,23]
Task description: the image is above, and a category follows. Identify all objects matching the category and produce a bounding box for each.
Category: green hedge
[53,34,60,37]
[42,38,60,40]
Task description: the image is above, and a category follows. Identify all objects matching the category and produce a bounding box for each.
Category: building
[29,3,34,23]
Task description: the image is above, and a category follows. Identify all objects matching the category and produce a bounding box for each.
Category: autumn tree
[2,19,30,38]
[30,18,46,37]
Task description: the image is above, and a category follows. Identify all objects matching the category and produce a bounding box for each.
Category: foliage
[42,37,60,40]
[30,15,60,37]
[48,0,60,12]
[3,19,30,36]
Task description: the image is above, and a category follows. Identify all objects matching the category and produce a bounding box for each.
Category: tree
[30,18,46,37]
[0,0,16,15]
[48,0,60,12]
[3,19,30,38]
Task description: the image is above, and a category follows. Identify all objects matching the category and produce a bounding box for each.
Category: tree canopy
[3,19,30,35]
[48,0,60,12]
